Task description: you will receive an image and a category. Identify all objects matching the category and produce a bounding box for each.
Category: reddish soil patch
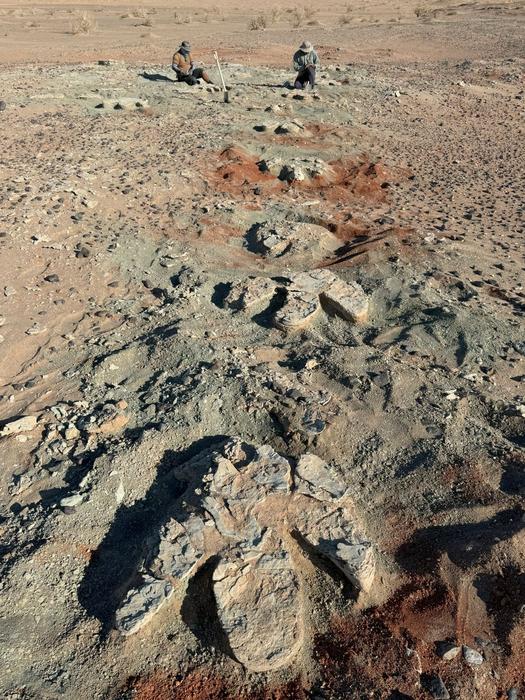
[206,148,409,210]
[123,671,230,700]
[122,671,307,700]
[440,459,497,506]
[205,147,414,264]
[209,146,285,197]
[380,578,457,647]
[322,157,407,204]
[198,220,246,241]
[312,577,519,698]
[313,609,421,698]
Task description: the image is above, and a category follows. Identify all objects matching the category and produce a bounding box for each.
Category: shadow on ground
[396,507,524,573]
[139,72,176,83]
[77,435,228,636]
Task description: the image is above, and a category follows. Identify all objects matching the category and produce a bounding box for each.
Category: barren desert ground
[0,1,524,698]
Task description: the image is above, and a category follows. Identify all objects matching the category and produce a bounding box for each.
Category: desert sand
[0,1,524,699]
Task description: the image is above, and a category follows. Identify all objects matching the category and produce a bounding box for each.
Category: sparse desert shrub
[340,7,352,24]
[414,6,431,18]
[270,6,282,23]
[248,14,267,30]
[305,6,319,21]
[290,7,306,27]
[140,17,153,27]
[71,12,96,35]
[130,8,148,19]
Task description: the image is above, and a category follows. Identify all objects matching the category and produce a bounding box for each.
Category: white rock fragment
[441,645,461,661]
[274,120,311,136]
[259,156,334,183]
[463,646,483,665]
[115,481,125,505]
[26,323,47,336]
[115,576,173,636]
[251,222,339,260]
[60,493,86,508]
[1,415,38,437]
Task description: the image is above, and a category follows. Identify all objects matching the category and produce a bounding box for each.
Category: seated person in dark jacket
[172,41,213,85]
[293,40,319,90]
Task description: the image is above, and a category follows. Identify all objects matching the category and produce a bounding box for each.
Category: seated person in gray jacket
[293,40,319,90]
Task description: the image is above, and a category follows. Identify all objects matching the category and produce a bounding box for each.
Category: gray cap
[299,40,313,52]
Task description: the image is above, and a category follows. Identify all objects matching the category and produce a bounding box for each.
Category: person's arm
[308,51,319,68]
[293,52,302,71]
[172,53,181,73]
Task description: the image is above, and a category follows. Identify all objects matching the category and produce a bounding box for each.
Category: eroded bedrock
[222,270,369,331]
[249,221,340,260]
[115,439,375,672]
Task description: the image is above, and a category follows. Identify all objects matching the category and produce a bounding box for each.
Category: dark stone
[0,100,6,111]
[44,274,60,283]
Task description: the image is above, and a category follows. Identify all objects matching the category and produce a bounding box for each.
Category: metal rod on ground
[213,51,230,103]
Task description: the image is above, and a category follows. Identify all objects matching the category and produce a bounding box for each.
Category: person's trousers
[177,68,205,85]
[295,66,316,89]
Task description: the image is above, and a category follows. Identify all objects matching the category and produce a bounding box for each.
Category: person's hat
[180,41,191,50]
[299,40,313,52]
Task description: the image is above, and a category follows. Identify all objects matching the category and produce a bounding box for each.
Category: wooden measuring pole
[213,51,230,103]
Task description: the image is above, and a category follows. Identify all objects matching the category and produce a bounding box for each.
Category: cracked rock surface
[117,438,375,671]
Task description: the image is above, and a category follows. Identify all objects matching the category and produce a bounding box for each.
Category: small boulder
[463,646,483,665]
[1,415,38,437]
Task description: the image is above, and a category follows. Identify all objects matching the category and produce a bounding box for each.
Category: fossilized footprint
[115,439,375,672]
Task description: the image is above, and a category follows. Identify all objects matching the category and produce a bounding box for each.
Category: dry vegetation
[71,11,96,35]
[289,6,320,28]
[415,5,435,18]
[173,11,192,24]
[248,14,268,30]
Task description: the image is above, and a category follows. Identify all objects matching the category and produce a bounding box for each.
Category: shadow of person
[396,507,524,574]
[475,565,525,652]
[77,435,228,637]
[139,71,176,83]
